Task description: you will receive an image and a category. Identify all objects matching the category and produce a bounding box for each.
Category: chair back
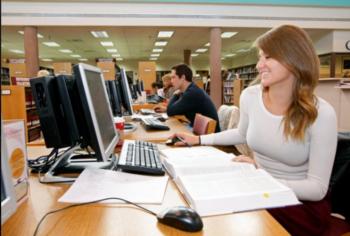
[218,105,237,131]
[193,113,217,135]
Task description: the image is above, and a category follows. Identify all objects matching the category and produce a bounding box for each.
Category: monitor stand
[124,122,137,133]
[39,144,118,183]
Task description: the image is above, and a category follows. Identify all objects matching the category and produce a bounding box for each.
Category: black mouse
[165,136,181,145]
[157,117,166,122]
[157,206,203,232]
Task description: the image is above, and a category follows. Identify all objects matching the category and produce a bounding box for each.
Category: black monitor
[118,68,134,115]
[105,80,122,117]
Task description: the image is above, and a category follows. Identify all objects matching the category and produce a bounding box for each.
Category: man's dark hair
[171,64,193,82]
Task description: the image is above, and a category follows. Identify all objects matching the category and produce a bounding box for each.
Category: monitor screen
[1,122,17,225]
[74,63,119,162]
[119,68,134,116]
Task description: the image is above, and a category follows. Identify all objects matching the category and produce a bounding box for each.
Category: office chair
[217,105,235,131]
[192,113,217,135]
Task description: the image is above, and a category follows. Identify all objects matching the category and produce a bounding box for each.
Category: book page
[161,146,232,160]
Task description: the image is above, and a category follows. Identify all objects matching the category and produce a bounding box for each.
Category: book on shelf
[161,146,300,216]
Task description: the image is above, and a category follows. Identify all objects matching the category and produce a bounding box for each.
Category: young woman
[173,25,337,236]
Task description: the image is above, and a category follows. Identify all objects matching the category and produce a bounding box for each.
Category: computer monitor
[1,121,17,224]
[118,68,134,115]
[105,80,122,117]
[74,63,119,162]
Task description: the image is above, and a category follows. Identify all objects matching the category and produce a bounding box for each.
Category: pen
[176,136,192,147]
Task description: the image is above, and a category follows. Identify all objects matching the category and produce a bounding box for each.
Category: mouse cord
[33,197,157,236]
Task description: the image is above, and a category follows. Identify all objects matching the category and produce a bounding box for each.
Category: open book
[161,146,300,216]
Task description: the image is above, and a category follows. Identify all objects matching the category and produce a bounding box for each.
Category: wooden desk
[2,147,290,236]
[123,117,191,142]
[132,103,157,112]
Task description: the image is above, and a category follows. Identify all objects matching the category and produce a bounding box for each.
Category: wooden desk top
[123,117,191,142]
[3,147,290,236]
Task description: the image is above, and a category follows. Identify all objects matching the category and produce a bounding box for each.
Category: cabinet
[1,85,41,142]
[97,61,116,80]
[53,62,72,75]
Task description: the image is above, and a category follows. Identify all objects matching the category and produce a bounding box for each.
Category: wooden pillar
[330,53,336,78]
[184,49,191,65]
[24,26,39,78]
[209,27,222,108]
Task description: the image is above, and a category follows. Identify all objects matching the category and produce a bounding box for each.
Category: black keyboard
[118,140,165,175]
[141,117,170,131]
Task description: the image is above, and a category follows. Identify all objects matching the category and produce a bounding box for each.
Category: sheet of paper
[161,146,234,160]
[58,168,168,204]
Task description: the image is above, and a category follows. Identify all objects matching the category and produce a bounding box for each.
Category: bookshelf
[1,85,41,142]
[222,79,234,104]
[232,64,258,89]
[1,67,10,85]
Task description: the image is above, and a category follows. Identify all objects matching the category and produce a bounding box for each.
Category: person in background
[154,64,220,132]
[171,25,337,236]
[37,69,50,77]
[161,73,175,99]
[151,82,162,95]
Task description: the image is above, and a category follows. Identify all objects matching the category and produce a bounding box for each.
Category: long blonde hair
[255,25,319,141]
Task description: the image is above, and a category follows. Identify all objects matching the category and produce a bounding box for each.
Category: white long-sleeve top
[201,85,337,201]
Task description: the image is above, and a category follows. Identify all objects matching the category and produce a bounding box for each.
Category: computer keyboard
[139,108,155,115]
[118,140,165,175]
[141,117,170,131]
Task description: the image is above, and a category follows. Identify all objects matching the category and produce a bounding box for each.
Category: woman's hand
[232,155,257,167]
[169,132,200,146]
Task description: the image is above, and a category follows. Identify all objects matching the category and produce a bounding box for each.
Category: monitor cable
[33,197,157,236]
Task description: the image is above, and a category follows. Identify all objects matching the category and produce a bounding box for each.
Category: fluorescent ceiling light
[157,31,174,38]
[154,41,167,47]
[111,54,121,57]
[91,31,109,38]
[150,54,160,57]
[43,42,60,47]
[236,48,250,53]
[70,54,81,58]
[152,48,163,52]
[41,58,53,62]
[221,32,238,38]
[191,53,199,57]
[79,58,88,61]
[18,31,44,38]
[100,41,114,47]
[116,58,123,61]
[107,49,118,53]
[205,43,210,47]
[59,49,72,53]
[10,49,24,54]
[226,53,236,57]
[149,58,157,60]
[196,48,207,53]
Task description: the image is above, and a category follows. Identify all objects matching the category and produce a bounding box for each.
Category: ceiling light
[10,49,24,54]
[70,54,81,58]
[100,41,114,47]
[107,49,118,53]
[91,31,109,38]
[157,31,174,38]
[154,41,167,47]
[18,31,44,38]
[59,49,72,53]
[191,53,199,57]
[116,58,123,61]
[221,32,238,38]
[150,58,157,61]
[226,53,236,57]
[205,43,210,47]
[111,54,121,57]
[152,48,163,52]
[150,54,160,57]
[41,58,53,61]
[79,58,88,61]
[43,42,60,47]
[236,48,250,53]
[195,48,207,53]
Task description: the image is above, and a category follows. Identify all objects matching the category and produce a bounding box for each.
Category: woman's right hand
[170,132,200,146]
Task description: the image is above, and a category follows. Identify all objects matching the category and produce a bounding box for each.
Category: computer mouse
[165,136,181,145]
[157,206,203,232]
[157,117,166,122]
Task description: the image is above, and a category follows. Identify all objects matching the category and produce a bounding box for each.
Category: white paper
[58,168,168,204]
